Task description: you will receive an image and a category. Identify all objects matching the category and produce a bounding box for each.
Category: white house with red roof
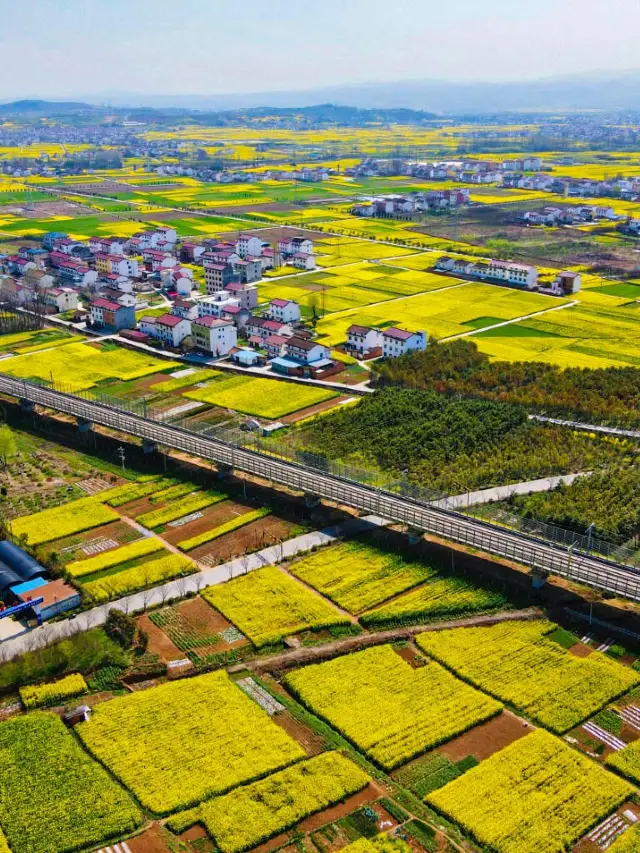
[140,313,191,347]
[292,252,316,270]
[191,315,237,356]
[381,328,427,358]
[44,287,78,313]
[236,234,263,258]
[346,324,384,355]
[269,298,301,324]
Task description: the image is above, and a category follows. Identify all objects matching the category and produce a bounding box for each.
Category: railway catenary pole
[2,373,640,602]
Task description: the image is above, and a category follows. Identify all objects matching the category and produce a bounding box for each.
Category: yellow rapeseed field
[203,566,350,647]
[416,621,639,732]
[196,752,369,852]
[285,645,501,769]
[428,729,632,853]
[77,670,305,814]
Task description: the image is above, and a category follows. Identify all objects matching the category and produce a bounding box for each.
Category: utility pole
[117,447,126,473]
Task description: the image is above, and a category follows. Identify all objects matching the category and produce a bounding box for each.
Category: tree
[104,609,136,649]
[0,425,17,467]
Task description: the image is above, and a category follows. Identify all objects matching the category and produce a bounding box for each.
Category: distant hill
[82,71,640,113]
[0,99,97,116]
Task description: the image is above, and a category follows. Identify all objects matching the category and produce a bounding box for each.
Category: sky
[0,0,639,100]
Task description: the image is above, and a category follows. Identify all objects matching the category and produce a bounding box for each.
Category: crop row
[416,621,639,733]
[10,495,119,545]
[203,566,349,648]
[136,490,225,528]
[19,673,87,710]
[285,644,502,770]
[66,537,165,578]
[189,752,369,853]
[178,507,271,551]
[83,553,194,603]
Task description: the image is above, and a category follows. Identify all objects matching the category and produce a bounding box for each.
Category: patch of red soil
[160,499,254,546]
[437,710,533,762]
[569,642,593,658]
[273,710,327,755]
[190,516,296,563]
[299,783,384,832]
[128,824,176,853]
[137,612,184,662]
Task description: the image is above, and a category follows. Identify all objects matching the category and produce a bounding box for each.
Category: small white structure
[191,316,237,356]
[381,328,427,358]
[346,324,383,355]
[269,298,301,324]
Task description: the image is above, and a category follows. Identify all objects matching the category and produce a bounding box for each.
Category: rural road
[0,515,388,662]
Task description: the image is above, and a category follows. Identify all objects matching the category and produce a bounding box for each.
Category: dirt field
[394,644,427,669]
[137,612,184,662]
[569,642,594,658]
[128,824,177,853]
[301,783,385,832]
[159,498,255,546]
[273,710,327,756]
[282,396,349,425]
[437,710,533,762]
[0,199,96,218]
[189,515,298,563]
[159,596,250,658]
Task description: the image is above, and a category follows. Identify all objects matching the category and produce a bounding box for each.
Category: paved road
[530,414,640,440]
[0,515,387,661]
[2,374,639,603]
[431,472,591,510]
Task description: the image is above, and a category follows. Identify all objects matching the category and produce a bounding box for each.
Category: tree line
[371,339,640,427]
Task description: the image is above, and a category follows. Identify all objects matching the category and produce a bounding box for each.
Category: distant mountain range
[80,71,640,113]
[5,71,640,116]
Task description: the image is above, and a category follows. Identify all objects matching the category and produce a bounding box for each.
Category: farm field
[287,540,435,614]
[184,373,339,418]
[313,281,562,345]
[285,644,502,769]
[428,729,632,853]
[77,670,305,814]
[416,621,639,732]
[82,551,195,603]
[0,712,142,853]
[180,752,370,853]
[474,300,640,369]
[0,341,178,391]
[203,565,351,647]
[360,576,508,627]
[0,327,74,355]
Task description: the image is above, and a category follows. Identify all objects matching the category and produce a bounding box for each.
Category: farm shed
[0,540,47,582]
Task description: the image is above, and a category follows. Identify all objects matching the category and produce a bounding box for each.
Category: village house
[140,313,191,348]
[171,299,199,321]
[44,287,78,313]
[346,324,384,356]
[225,281,258,310]
[191,316,237,356]
[89,298,135,331]
[269,298,301,324]
[203,259,240,294]
[236,234,264,258]
[381,328,427,358]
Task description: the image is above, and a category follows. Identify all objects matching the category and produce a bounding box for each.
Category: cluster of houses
[351,189,469,218]
[434,256,582,295]
[518,204,620,226]
[347,157,543,184]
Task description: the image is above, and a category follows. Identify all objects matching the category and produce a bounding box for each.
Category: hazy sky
[1,0,639,99]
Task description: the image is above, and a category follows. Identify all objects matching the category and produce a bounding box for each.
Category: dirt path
[247,607,542,672]
[119,514,210,571]
[274,562,359,624]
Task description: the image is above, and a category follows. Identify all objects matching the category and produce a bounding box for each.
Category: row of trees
[301,388,630,493]
[372,339,640,427]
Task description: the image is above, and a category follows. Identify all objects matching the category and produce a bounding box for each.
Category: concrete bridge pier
[76,417,93,434]
[217,463,233,480]
[142,438,157,455]
[407,526,424,545]
[304,493,321,509]
[19,398,35,414]
[531,570,548,590]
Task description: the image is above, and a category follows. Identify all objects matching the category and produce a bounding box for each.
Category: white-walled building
[346,324,384,355]
[236,234,263,258]
[381,328,427,358]
[141,313,191,347]
[191,316,237,356]
[269,298,301,324]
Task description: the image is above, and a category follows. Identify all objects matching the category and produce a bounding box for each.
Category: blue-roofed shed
[10,577,47,598]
